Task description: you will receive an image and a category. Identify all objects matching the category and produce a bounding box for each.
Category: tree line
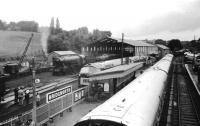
[47,18,112,53]
[0,19,38,32]
[155,38,200,53]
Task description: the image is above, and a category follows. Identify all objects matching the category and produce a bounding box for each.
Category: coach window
[104,82,109,92]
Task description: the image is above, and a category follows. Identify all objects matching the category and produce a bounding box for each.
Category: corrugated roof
[110,37,155,47]
[92,62,143,76]
[125,40,155,47]
[52,51,77,56]
[156,44,169,50]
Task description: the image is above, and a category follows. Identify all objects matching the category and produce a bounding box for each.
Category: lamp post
[31,57,37,126]
[121,33,124,65]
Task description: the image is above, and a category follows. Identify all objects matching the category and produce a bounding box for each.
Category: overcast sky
[0,0,200,40]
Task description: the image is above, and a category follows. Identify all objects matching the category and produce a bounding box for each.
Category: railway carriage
[74,54,173,126]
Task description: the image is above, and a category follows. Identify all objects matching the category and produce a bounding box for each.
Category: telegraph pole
[121,33,124,65]
[32,57,37,126]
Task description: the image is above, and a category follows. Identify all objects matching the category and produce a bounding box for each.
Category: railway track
[159,56,200,126]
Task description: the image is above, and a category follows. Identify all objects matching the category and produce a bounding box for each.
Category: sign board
[104,82,109,92]
[35,79,40,84]
[74,88,85,102]
[80,78,90,85]
[46,86,72,103]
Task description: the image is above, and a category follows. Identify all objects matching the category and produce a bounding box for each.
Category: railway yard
[0,58,148,126]
[159,56,200,126]
[1,55,200,126]
[1,1,200,125]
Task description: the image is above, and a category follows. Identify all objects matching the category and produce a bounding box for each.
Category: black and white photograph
[0,0,200,126]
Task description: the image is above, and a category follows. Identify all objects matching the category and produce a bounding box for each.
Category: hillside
[0,30,43,57]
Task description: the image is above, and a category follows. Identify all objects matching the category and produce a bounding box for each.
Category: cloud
[127,0,200,37]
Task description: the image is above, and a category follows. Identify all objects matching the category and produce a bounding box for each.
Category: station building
[81,37,158,60]
[124,39,158,56]
[80,61,145,100]
[81,37,135,62]
[80,37,158,100]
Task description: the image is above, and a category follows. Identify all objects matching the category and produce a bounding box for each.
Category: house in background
[156,44,170,58]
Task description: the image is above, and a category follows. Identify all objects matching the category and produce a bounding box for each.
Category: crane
[18,33,34,66]
[3,34,34,75]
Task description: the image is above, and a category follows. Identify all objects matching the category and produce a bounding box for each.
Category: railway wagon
[74,54,173,126]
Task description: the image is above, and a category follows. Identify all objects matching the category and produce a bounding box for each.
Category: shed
[113,37,158,56]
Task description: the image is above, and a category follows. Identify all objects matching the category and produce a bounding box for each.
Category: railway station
[1,50,200,126]
[1,1,200,126]
[1,37,200,126]
[0,48,153,126]
[0,33,199,126]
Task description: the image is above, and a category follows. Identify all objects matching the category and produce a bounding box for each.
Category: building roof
[89,62,144,80]
[110,37,155,47]
[156,44,169,50]
[125,40,155,47]
[50,51,77,56]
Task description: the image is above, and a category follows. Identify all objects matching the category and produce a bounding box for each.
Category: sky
[0,0,200,41]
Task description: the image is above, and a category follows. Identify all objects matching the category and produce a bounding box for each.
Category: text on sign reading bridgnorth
[46,86,72,103]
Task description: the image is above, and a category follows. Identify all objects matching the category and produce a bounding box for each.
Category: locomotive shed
[159,56,200,126]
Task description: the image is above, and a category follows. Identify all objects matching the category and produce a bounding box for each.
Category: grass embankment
[0,30,43,57]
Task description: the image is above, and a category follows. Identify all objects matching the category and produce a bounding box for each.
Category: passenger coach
[74,54,173,126]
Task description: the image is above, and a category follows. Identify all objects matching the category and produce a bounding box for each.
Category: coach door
[113,78,117,94]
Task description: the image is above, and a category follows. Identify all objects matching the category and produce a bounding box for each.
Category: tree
[0,20,7,30]
[168,39,182,52]
[92,29,112,42]
[50,17,55,34]
[54,18,62,34]
[155,39,166,45]
[16,21,38,32]
[8,22,17,31]
[56,18,60,30]
[47,26,112,53]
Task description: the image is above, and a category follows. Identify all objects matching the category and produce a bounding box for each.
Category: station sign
[46,86,72,103]
[74,88,85,102]
[80,78,90,85]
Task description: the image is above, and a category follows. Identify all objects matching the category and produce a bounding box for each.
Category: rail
[159,56,200,126]
[176,64,181,126]
[175,58,200,125]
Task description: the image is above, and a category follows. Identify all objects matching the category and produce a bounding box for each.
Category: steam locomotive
[52,55,86,75]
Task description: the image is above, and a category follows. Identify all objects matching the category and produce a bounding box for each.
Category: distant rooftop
[110,37,155,47]
[156,44,169,50]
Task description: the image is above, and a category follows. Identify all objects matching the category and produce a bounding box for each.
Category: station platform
[0,63,149,125]
[185,64,200,95]
[0,77,77,123]
[54,101,102,126]
[51,65,149,126]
